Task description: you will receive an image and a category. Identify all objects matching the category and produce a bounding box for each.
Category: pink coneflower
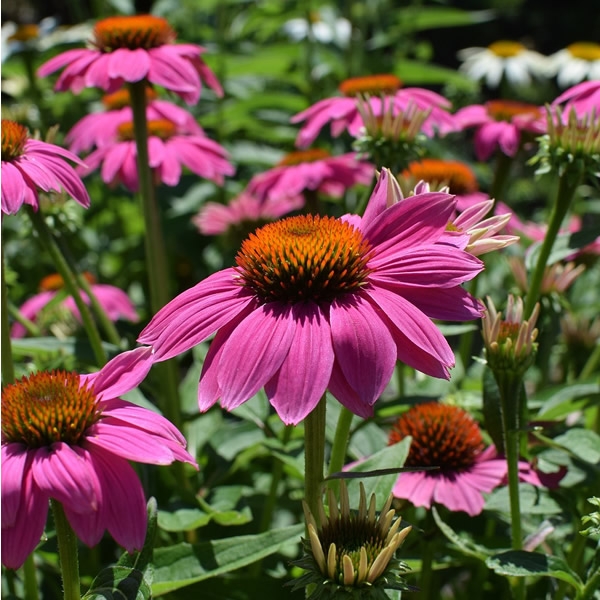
[1,120,90,215]
[11,272,139,338]
[81,119,234,192]
[247,149,374,203]
[37,15,222,104]
[66,87,204,154]
[454,100,542,161]
[399,159,489,211]
[291,74,455,148]
[138,169,484,425]
[389,402,508,516]
[193,191,304,236]
[1,347,197,570]
[553,80,600,117]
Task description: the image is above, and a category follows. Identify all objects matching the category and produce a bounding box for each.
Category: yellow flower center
[93,15,176,52]
[2,371,101,448]
[389,402,483,471]
[567,42,600,61]
[8,24,40,43]
[339,74,402,97]
[101,86,157,110]
[486,100,542,122]
[488,40,526,58]
[1,119,28,161]
[117,119,176,141]
[235,214,373,303]
[39,272,96,292]
[401,159,478,194]
[277,149,330,166]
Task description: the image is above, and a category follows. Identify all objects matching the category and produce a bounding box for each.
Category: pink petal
[1,444,30,526]
[265,303,335,425]
[217,304,296,410]
[393,471,435,509]
[329,294,397,407]
[327,359,374,418]
[1,162,33,214]
[108,48,150,81]
[432,473,485,516]
[37,48,91,77]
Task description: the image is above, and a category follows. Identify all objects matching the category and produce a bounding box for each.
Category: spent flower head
[482,295,540,376]
[291,481,412,599]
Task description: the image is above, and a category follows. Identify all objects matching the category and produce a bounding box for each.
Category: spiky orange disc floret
[93,15,175,51]
[2,120,28,161]
[117,119,176,141]
[402,159,479,194]
[389,402,483,471]
[101,87,157,110]
[277,149,331,166]
[486,100,541,122]
[235,214,373,303]
[338,74,402,97]
[39,272,96,292]
[2,371,101,447]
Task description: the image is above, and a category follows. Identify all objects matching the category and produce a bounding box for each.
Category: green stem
[128,80,183,431]
[490,151,514,206]
[8,303,41,337]
[418,511,436,600]
[580,566,600,600]
[326,406,354,497]
[523,173,581,319]
[51,500,80,600]
[580,342,600,380]
[27,208,107,366]
[22,554,40,600]
[304,396,327,527]
[1,246,15,383]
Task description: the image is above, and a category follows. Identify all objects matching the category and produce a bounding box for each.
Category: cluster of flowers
[1,12,597,592]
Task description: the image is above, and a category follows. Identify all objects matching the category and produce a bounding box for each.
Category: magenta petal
[432,473,486,516]
[80,346,154,400]
[31,443,100,513]
[393,471,435,509]
[329,294,397,406]
[360,168,404,228]
[390,286,484,321]
[328,359,374,418]
[64,502,104,548]
[108,48,150,81]
[265,303,334,425]
[37,48,91,77]
[217,304,296,410]
[1,444,30,526]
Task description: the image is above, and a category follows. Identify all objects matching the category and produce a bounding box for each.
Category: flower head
[457,41,549,88]
[389,402,508,515]
[193,191,304,237]
[11,272,139,338]
[292,481,412,599]
[283,7,351,48]
[454,100,542,161]
[291,75,454,149]
[482,295,540,376]
[66,87,204,154]
[81,118,234,192]
[399,159,489,211]
[247,150,373,203]
[37,15,222,104]
[1,120,90,215]
[1,347,197,570]
[138,169,484,425]
[508,257,586,296]
[548,42,600,87]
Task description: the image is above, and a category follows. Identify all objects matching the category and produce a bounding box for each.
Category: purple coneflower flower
[553,80,600,117]
[454,100,542,161]
[291,74,455,149]
[138,169,484,425]
[1,347,197,570]
[11,272,139,338]
[66,87,204,154]
[81,118,234,192]
[389,402,508,516]
[247,149,374,202]
[1,120,90,215]
[37,14,222,104]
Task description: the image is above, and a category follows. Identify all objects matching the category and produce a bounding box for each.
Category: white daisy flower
[548,42,600,87]
[457,40,550,88]
[283,6,351,48]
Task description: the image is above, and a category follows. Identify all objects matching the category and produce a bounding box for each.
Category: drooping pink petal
[1,161,33,214]
[1,444,30,526]
[329,294,397,406]
[265,303,335,425]
[217,303,296,410]
[393,471,436,509]
[107,48,150,81]
[37,48,91,78]
[432,473,485,516]
[327,359,374,418]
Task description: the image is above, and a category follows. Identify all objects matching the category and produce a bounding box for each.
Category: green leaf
[525,228,600,269]
[397,6,495,31]
[151,524,304,595]
[157,508,212,532]
[552,429,600,464]
[394,59,477,90]
[486,551,583,590]
[485,484,562,515]
[344,438,410,510]
[431,507,489,560]
[82,567,151,600]
[535,381,599,419]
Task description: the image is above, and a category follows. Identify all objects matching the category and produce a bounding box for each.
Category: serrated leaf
[485,484,562,515]
[151,524,304,595]
[82,567,151,600]
[486,551,583,590]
